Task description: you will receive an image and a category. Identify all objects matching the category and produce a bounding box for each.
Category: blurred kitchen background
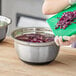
[0,0,50,35]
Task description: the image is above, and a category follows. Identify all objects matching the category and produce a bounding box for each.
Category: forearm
[42,0,70,15]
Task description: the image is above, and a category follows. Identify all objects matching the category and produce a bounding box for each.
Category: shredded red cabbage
[55,10,76,29]
[16,34,54,43]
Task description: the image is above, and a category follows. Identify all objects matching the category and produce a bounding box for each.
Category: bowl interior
[11,27,55,46]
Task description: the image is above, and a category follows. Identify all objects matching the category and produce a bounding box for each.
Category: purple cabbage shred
[55,10,76,29]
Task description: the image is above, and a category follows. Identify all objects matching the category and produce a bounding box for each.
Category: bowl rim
[11,27,57,47]
[0,15,12,28]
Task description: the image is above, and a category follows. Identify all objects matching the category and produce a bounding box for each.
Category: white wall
[2,0,45,35]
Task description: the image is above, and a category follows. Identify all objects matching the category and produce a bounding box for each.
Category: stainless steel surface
[0,26,7,41]
[11,27,60,63]
[0,16,11,41]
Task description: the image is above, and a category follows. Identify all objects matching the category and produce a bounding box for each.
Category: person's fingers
[63,36,73,44]
[63,36,70,40]
[61,41,71,46]
[55,35,76,46]
[63,35,76,44]
[54,36,60,46]
[59,36,64,46]
[59,36,71,46]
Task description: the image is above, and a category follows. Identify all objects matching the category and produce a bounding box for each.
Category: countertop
[0,37,76,76]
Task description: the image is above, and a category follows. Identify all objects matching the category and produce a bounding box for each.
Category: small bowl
[11,27,60,65]
[0,16,11,42]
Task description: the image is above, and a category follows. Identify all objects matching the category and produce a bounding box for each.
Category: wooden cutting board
[0,37,76,76]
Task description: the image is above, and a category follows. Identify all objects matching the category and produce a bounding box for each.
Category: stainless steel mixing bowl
[11,27,60,64]
[0,16,11,42]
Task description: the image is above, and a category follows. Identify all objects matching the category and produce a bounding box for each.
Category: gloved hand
[69,0,76,5]
[54,35,76,46]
